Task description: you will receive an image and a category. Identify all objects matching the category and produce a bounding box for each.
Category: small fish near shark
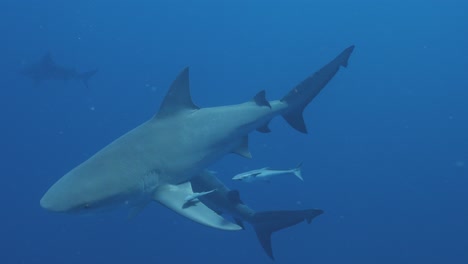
[39,45,355,259]
[182,189,217,208]
[232,162,303,183]
[20,52,98,88]
[191,170,323,260]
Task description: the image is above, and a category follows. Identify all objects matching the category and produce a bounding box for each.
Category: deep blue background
[1,0,467,263]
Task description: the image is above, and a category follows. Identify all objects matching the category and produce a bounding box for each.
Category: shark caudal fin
[79,69,98,88]
[292,162,303,181]
[281,45,355,133]
[251,209,323,260]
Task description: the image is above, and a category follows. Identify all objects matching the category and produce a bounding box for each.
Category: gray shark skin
[191,171,323,260]
[40,46,354,230]
[20,52,97,88]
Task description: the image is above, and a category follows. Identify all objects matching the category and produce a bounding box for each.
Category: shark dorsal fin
[155,67,199,119]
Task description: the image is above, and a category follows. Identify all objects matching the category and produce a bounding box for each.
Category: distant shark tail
[292,162,303,181]
[281,45,355,133]
[79,69,98,88]
[250,209,323,260]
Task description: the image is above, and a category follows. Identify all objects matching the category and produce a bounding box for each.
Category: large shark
[20,52,98,88]
[40,46,354,231]
[191,170,323,260]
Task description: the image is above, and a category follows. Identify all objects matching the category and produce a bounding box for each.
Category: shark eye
[83,203,91,209]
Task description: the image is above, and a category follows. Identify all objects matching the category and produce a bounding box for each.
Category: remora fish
[232,162,303,182]
[40,46,354,232]
[184,189,216,202]
[191,171,323,260]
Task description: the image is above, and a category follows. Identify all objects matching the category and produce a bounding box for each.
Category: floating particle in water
[455,161,465,168]
[89,106,95,111]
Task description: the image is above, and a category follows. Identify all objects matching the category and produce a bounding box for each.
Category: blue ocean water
[1,0,467,263]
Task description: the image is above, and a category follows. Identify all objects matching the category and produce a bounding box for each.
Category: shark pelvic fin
[153,182,242,231]
[231,136,252,159]
[252,90,271,108]
[155,67,199,119]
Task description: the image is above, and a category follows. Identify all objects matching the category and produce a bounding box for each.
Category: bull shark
[40,46,354,232]
[20,52,98,88]
[191,170,323,260]
[232,162,303,182]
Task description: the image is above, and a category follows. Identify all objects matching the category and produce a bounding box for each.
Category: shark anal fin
[256,121,271,133]
[153,182,242,231]
[155,67,199,119]
[227,190,243,204]
[231,135,252,159]
[252,90,271,108]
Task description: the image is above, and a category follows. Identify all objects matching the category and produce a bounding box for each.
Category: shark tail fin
[251,209,323,260]
[293,161,304,181]
[280,45,355,134]
[79,69,98,88]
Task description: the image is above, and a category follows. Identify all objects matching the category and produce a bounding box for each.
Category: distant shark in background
[232,162,303,183]
[39,46,354,256]
[20,52,98,88]
[191,170,323,260]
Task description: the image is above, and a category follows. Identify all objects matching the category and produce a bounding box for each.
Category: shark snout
[40,190,67,212]
[40,179,81,213]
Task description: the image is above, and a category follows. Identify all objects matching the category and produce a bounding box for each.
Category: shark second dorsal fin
[252,90,271,108]
[231,136,252,159]
[155,67,199,119]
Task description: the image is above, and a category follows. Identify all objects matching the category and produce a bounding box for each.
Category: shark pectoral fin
[232,135,252,158]
[153,183,242,231]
